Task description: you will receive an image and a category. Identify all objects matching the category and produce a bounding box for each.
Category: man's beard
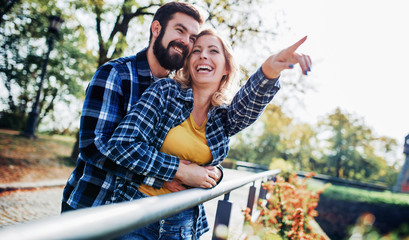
[153,31,188,72]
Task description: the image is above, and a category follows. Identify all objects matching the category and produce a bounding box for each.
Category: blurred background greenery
[0,0,405,188]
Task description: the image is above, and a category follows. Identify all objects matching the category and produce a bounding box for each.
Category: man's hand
[162,178,187,192]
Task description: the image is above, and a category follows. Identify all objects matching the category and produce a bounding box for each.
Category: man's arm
[79,63,167,187]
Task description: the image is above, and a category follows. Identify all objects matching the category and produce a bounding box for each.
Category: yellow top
[138,113,212,196]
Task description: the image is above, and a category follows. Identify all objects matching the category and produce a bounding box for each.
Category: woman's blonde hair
[174,28,238,107]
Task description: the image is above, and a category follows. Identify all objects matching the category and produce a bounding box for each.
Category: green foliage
[229,106,400,187]
[0,0,95,131]
[68,0,164,66]
[320,184,409,207]
[193,0,276,48]
[318,108,399,184]
[228,105,321,169]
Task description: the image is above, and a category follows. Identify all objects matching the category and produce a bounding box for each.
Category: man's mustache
[168,41,188,57]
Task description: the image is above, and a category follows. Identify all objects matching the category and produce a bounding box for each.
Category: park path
[0,169,259,240]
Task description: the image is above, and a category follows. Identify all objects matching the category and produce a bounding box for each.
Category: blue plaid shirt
[63,48,168,209]
[105,67,280,238]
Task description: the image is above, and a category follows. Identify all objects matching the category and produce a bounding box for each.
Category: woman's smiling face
[188,34,228,88]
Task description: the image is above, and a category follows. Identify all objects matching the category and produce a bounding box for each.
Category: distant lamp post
[22,15,63,138]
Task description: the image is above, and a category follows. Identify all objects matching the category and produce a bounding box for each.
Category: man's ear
[151,20,162,38]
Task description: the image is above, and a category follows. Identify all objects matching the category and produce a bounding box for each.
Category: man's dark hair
[149,2,203,42]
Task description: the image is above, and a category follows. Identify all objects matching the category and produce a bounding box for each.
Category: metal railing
[297,171,388,192]
[235,161,269,173]
[0,169,280,240]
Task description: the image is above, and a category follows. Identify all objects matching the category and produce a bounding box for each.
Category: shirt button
[159,228,164,233]
[160,220,165,224]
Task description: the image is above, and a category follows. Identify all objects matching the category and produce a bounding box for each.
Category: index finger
[286,36,307,53]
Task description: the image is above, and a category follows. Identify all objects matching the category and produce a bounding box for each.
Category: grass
[0,129,76,183]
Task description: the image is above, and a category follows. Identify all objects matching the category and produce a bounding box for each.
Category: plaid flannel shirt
[62,48,168,209]
[105,68,280,238]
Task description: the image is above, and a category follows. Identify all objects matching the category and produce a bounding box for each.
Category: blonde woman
[107,29,311,239]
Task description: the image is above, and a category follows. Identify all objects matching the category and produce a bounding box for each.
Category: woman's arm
[225,36,311,137]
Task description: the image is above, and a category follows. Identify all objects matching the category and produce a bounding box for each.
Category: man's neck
[147,46,170,78]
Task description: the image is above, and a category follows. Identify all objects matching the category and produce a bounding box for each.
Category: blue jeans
[116,191,197,240]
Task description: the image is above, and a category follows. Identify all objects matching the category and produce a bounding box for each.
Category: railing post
[258,181,267,201]
[246,182,256,217]
[212,193,232,240]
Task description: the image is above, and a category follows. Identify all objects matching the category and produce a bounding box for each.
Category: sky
[261,0,409,151]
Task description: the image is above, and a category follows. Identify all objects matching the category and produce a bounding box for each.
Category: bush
[321,185,409,207]
[242,172,329,240]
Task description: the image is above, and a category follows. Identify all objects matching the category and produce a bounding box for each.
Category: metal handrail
[0,169,280,240]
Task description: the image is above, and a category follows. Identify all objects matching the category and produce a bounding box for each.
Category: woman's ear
[151,20,162,38]
[223,67,230,76]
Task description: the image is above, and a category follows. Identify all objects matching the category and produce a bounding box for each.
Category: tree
[230,106,399,186]
[228,105,289,165]
[0,0,95,131]
[68,0,280,68]
[283,123,319,171]
[228,105,320,171]
[318,108,393,182]
[69,0,165,67]
[255,104,293,164]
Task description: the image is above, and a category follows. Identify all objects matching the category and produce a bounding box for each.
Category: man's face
[153,12,200,71]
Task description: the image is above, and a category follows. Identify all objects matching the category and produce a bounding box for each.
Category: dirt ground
[0,129,75,183]
[0,164,73,183]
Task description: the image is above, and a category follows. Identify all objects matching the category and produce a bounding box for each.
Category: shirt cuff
[143,177,165,189]
[255,67,281,89]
